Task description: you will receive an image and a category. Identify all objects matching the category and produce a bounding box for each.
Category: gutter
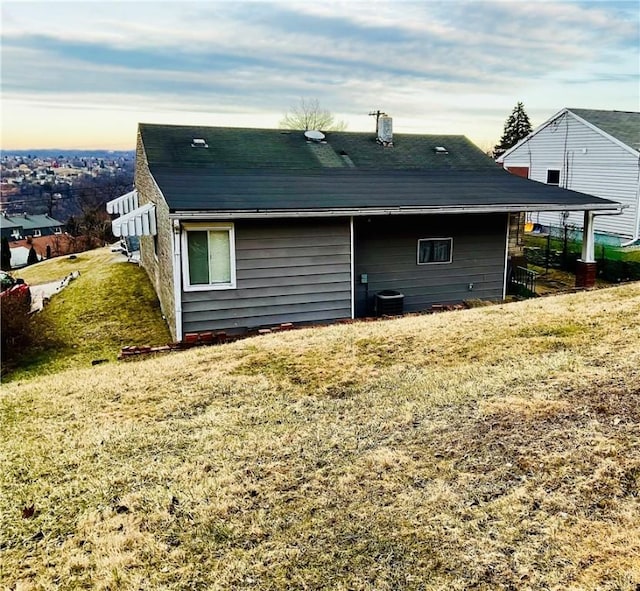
[621,183,640,247]
[590,205,638,247]
[170,203,623,221]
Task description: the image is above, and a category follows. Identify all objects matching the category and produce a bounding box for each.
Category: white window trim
[417,237,453,265]
[33,229,42,237]
[181,222,236,291]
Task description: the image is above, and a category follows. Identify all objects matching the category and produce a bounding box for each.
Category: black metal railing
[510,266,538,296]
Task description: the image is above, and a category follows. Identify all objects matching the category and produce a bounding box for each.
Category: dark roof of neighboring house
[570,108,640,151]
[140,123,621,216]
[4,214,64,232]
[0,215,22,230]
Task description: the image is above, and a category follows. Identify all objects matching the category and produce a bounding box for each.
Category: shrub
[1,292,36,369]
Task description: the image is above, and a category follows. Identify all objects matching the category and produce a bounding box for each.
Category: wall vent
[434,146,448,154]
[191,138,209,148]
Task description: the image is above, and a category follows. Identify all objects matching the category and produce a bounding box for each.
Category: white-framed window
[33,229,42,237]
[181,222,236,291]
[11,229,21,239]
[546,169,560,185]
[54,227,62,235]
[417,237,453,265]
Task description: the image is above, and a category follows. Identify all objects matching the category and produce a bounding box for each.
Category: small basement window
[434,146,449,154]
[546,169,560,185]
[182,223,236,291]
[417,238,453,264]
[191,138,209,148]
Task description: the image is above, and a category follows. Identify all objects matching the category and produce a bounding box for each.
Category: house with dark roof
[497,108,640,246]
[1,212,64,241]
[107,121,621,341]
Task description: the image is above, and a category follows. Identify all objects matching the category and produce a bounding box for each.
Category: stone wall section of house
[508,212,525,258]
[135,132,177,339]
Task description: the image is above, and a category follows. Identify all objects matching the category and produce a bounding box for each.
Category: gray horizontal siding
[355,214,506,316]
[182,218,351,333]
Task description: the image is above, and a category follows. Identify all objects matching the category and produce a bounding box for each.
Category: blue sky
[1,0,638,150]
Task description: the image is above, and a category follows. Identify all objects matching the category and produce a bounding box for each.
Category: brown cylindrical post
[575,260,597,289]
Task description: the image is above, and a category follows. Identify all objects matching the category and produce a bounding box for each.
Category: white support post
[581,210,595,263]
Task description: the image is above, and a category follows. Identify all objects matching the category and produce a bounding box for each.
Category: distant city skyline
[1,0,638,151]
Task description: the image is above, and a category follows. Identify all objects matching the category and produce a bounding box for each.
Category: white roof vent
[434,146,448,154]
[191,138,208,148]
[304,130,325,142]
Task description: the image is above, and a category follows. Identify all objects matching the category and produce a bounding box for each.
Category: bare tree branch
[279,98,347,132]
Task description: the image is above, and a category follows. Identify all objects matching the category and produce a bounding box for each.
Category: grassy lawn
[3,247,171,381]
[1,281,639,590]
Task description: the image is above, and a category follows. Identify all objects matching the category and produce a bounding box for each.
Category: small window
[546,169,560,185]
[54,227,62,235]
[182,223,236,290]
[417,238,453,264]
[33,229,42,237]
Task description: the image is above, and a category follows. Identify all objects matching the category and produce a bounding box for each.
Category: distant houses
[1,212,64,240]
[1,212,66,269]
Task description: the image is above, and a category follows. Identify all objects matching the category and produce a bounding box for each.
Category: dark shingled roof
[570,109,640,151]
[140,123,620,215]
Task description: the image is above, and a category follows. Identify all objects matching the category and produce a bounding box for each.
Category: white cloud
[1,0,638,149]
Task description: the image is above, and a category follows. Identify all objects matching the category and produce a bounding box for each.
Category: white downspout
[621,181,640,246]
[581,211,596,263]
[502,213,510,300]
[350,216,355,319]
[172,219,183,342]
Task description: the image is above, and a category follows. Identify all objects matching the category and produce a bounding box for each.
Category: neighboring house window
[546,169,560,185]
[54,227,62,235]
[11,229,21,239]
[417,238,453,264]
[33,229,42,237]
[182,223,236,290]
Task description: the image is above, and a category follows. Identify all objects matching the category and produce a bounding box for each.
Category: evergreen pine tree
[493,102,532,159]
[27,245,39,266]
[1,237,11,271]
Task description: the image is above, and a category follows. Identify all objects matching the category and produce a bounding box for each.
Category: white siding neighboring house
[498,108,640,246]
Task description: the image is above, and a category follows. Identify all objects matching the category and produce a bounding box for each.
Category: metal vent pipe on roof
[377,115,393,144]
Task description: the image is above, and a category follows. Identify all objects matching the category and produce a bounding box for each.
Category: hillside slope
[1,283,639,590]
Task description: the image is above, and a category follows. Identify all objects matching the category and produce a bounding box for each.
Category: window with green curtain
[187,230,209,284]
[187,229,232,285]
[208,230,231,283]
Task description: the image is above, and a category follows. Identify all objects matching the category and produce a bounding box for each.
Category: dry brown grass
[1,283,639,590]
